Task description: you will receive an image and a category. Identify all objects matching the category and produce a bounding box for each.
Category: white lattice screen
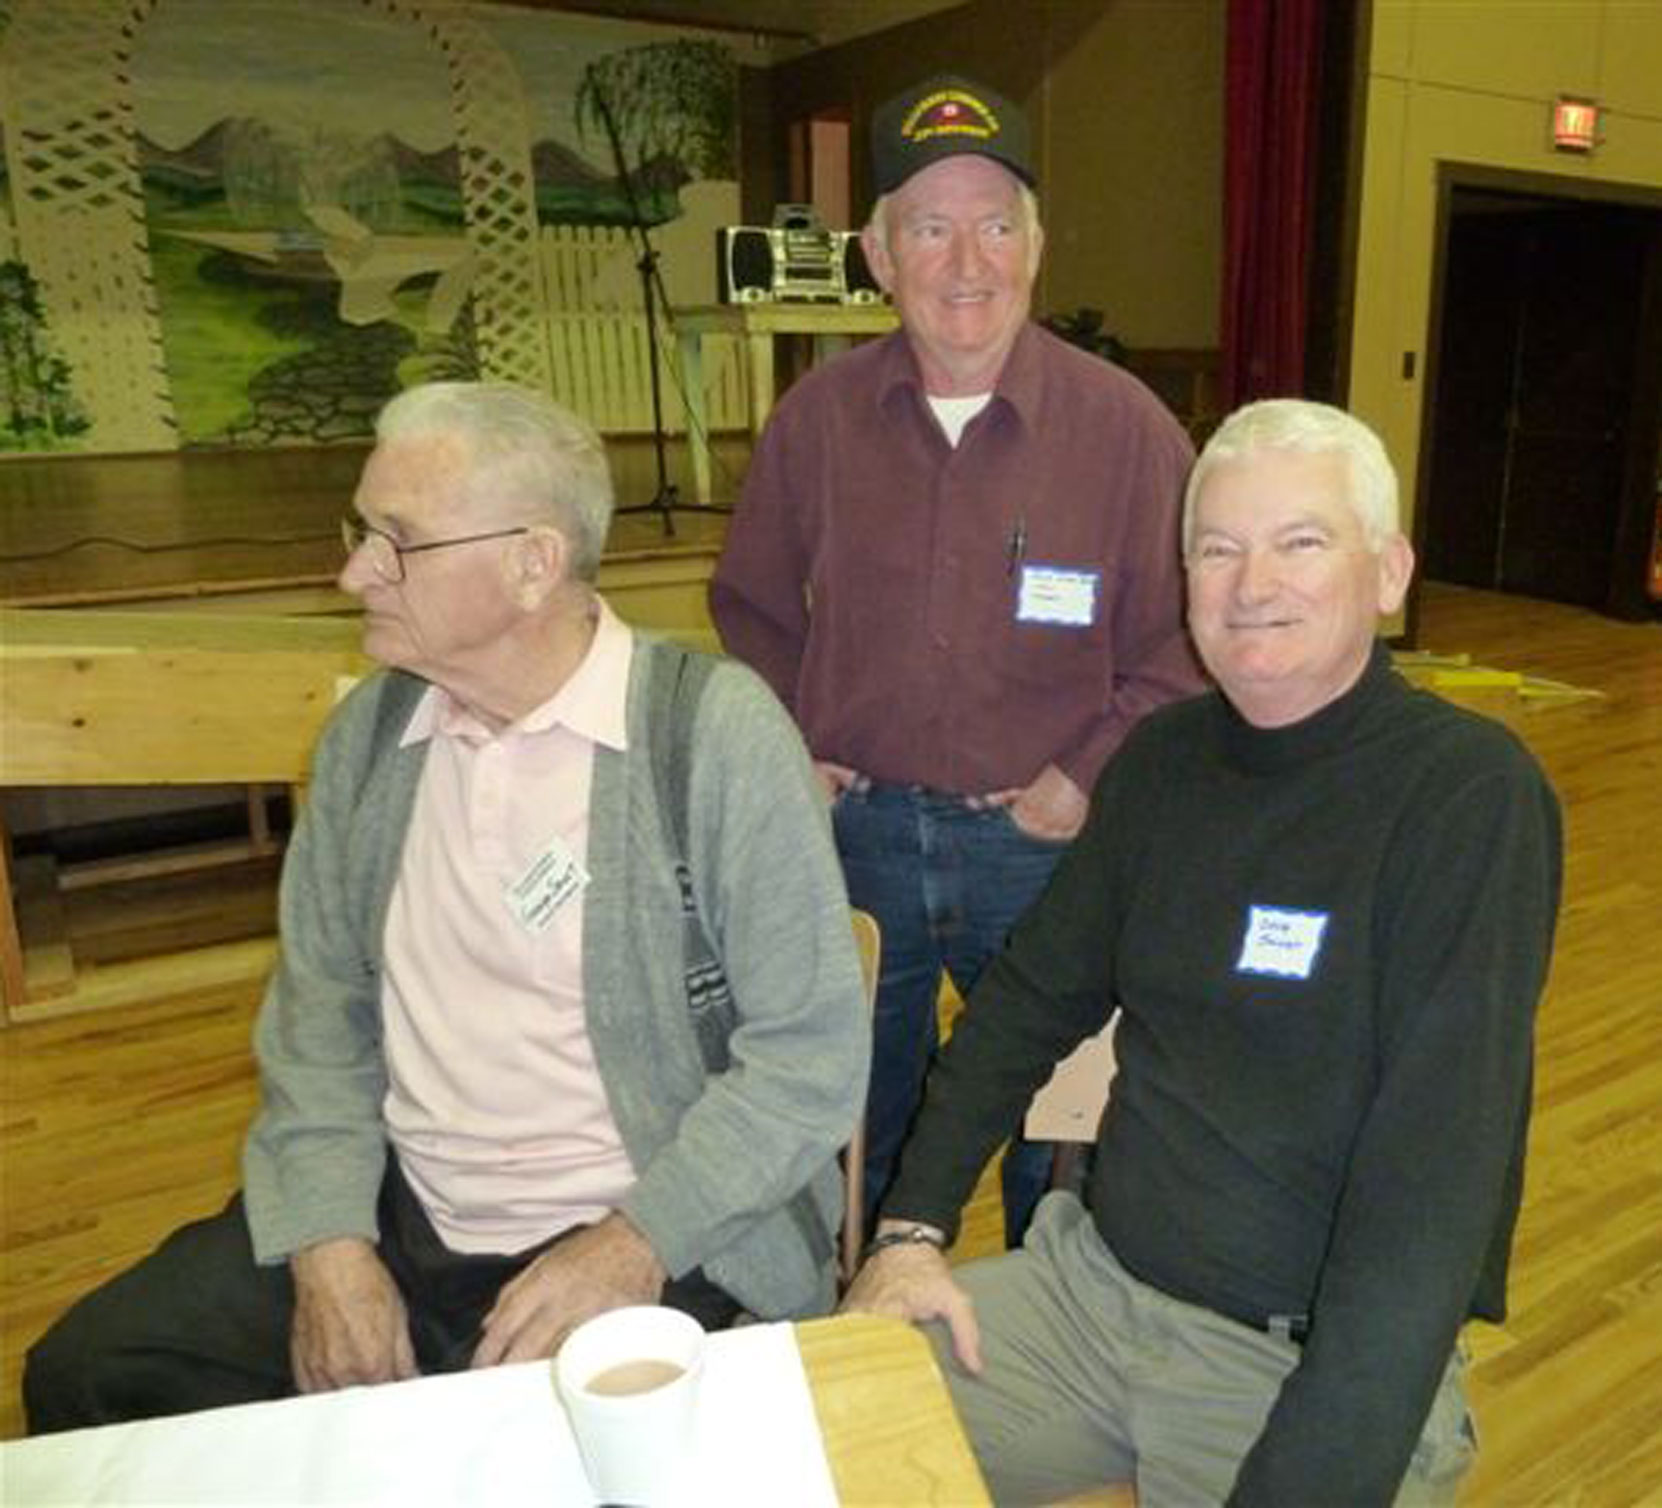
[380,0,552,394]
[0,0,177,451]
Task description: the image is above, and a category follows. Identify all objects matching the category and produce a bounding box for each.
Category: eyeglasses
[340,515,529,584]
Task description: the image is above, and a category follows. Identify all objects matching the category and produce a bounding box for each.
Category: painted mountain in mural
[137,121,233,196]
[136,118,688,229]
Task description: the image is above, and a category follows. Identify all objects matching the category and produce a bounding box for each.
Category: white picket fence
[539,225,744,437]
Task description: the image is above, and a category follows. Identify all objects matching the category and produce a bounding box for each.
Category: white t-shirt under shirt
[927,391,992,447]
[379,603,636,1254]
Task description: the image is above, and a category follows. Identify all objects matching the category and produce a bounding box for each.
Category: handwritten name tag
[506,838,589,933]
[1236,905,1329,980]
[1016,565,1099,628]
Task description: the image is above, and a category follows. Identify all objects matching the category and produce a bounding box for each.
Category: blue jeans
[833,784,1066,1247]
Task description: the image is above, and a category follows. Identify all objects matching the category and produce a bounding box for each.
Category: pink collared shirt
[380,602,635,1254]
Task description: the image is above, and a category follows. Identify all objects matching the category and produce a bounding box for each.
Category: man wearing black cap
[710,74,1201,1247]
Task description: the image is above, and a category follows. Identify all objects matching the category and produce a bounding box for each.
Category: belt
[857,779,1008,809]
[1251,1312,1310,1346]
[1090,1217,1312,1348]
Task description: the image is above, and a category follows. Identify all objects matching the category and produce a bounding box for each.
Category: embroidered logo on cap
[902,88,1001,144]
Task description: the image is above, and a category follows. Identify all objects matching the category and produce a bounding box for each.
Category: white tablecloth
[1,1322,837,1506]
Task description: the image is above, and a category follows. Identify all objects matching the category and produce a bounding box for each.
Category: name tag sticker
[1236,905,1329,980]
[506,838,589,933]
[1016,565,1099,628]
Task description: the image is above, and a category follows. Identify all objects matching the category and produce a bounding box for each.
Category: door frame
[1412,162,1662,638]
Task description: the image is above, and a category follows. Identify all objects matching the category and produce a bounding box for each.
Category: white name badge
[506,837,589,933]
[1016,565,1099,628]
[1236,905,1329,980]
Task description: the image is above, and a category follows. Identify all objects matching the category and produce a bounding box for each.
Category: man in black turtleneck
[843,399,1561,1508]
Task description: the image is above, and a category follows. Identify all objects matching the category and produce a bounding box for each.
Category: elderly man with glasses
[25,381,870,1432]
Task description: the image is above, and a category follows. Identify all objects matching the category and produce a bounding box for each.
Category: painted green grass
[149,231,468,445]
[149,234,318,442]
[143,174,641,443]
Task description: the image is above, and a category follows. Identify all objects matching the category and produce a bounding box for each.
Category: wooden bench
[0,505,731,1021]
[0,609,369,1021]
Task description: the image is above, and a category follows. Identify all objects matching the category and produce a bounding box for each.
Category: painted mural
[0,0,743,454]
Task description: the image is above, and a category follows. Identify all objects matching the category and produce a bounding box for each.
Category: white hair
[375,382,615,581]
[1183,399,1399,554]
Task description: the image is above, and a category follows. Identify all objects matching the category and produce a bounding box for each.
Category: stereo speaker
[717,226,774,304]
[840,234,882,304]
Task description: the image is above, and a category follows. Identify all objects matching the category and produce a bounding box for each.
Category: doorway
[1420,178,1662,620]
[788,107,852,232]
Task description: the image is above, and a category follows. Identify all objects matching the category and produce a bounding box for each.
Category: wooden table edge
[797,1312,990,1506]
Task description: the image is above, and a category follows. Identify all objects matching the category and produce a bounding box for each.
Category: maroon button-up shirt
[709,323,1203,795]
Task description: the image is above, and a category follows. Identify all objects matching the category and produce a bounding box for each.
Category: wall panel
[1348,0,1662,557]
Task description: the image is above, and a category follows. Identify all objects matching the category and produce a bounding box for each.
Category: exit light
[1552,97,1599,153]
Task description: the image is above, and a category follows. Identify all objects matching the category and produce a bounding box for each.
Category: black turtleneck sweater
[885,642,1562,1506]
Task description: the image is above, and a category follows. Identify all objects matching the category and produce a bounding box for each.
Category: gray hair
[375,381,615,582]
[866,179,1043,275]
[1182,399,1399,555]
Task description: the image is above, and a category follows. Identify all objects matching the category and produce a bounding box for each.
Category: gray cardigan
[243,634,870,1318]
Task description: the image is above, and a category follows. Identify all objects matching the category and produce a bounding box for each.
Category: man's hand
[839,1231,984,1375]
[813,759,862,802]
[471,1213,667,1369]
[289,1237,417,1393]
[990,763,1088,843]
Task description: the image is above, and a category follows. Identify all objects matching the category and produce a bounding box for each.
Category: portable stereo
[716,204,885,306]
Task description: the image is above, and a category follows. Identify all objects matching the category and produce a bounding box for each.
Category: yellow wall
[1039,0,1224,348]
[767,0,1225,350]
[1350,0,1662,545]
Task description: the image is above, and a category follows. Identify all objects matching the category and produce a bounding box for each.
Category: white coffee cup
[555,1305,706,1505]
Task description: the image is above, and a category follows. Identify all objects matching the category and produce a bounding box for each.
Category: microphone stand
[593,87,677,538]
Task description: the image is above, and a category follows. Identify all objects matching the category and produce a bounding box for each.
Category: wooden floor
[2,582,1659,1504]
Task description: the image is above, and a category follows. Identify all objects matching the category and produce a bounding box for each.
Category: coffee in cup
[582,1358,687,1397]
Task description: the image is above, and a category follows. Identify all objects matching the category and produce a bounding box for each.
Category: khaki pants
[927,1192,1476,1507]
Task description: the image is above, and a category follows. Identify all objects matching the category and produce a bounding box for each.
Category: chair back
[1023,1020,1119,1144]
[842,908,881,1285]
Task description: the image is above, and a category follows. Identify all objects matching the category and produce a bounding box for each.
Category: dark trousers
[24,1161,738,1436]
[832,784,1065,1247]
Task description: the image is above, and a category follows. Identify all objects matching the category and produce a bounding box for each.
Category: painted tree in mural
[574,39,736,220]
[0,260,91,448]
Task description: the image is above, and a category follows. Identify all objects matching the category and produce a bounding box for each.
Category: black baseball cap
[870,74,1035,196]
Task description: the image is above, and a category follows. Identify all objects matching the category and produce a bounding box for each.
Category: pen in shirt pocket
[1007,518,1027,576]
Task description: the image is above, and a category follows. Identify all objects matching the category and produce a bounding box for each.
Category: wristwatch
[864,1224,947,1258]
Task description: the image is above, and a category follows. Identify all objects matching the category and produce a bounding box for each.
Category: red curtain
[1221,0,1326,410]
